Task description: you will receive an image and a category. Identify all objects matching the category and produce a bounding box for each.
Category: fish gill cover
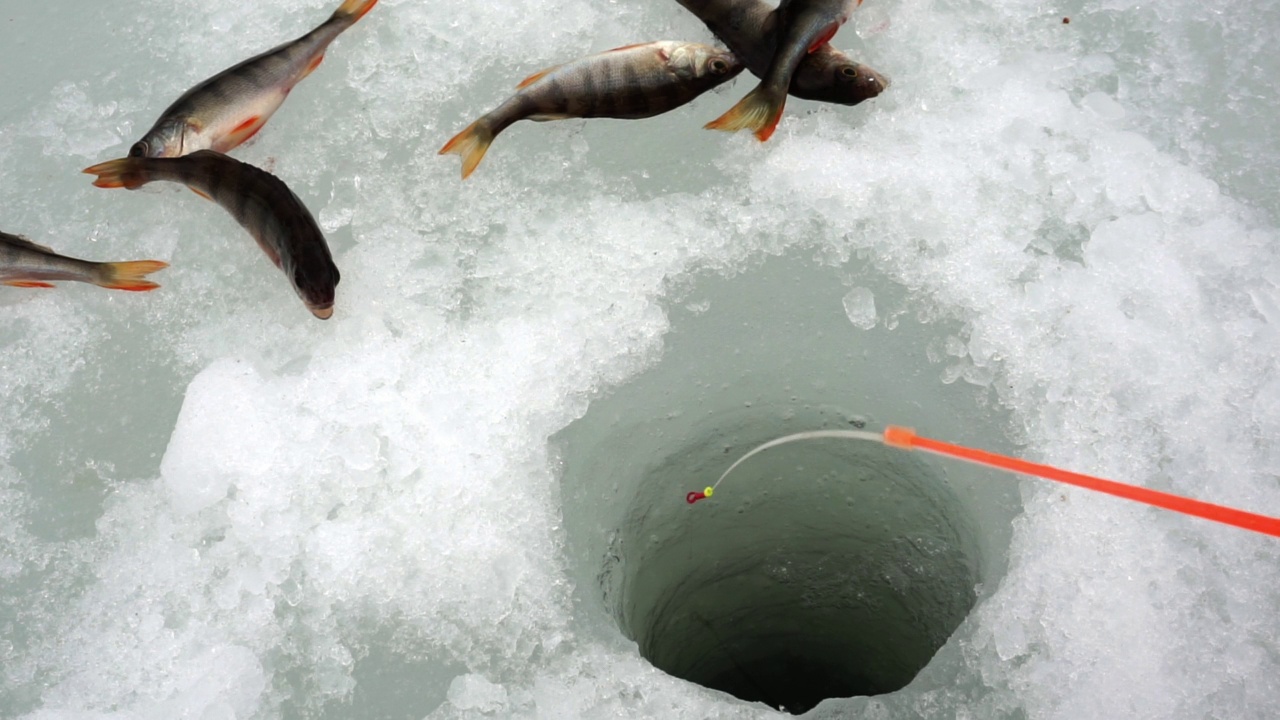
[1,0,1279,719]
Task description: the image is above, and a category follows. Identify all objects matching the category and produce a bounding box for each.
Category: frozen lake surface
[2,1,1279,718]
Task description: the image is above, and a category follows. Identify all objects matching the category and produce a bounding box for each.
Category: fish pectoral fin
[807,22,841,53]
[4,280,55,288]
[302,53,326,79]
[516,66,560,89]
[252,238,283,269]
[223,115,267,149]
[189,187,214,201]
[760,9,780,36]
[527,113,575,122]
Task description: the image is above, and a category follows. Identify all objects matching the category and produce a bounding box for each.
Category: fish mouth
[308,303,334,320]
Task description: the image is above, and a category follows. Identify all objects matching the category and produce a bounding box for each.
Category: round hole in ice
[622,423,980,713]
[556,254,1022,714]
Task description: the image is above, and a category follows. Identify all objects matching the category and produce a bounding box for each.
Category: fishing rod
[687,426,1280,539]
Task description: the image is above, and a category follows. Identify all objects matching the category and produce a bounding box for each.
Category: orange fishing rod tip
[883,425,917,449]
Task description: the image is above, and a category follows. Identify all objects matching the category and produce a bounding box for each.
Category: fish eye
[840,66,859,79]
[128,142,148,158]
[710,59,729,74]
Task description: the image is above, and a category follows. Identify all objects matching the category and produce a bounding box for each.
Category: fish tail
[95,260,169,292]
[82,158,150,190]
[438,120,496,180]
[704,85,787,142]
[333,0,378,23]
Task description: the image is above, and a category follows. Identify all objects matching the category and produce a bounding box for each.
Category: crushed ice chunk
[447,674,508,712]
[1082,91,1127,122]
[962,364,996,387]
[842,286,878,329]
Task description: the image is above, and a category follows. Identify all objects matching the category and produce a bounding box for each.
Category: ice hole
[556,253,1023,714]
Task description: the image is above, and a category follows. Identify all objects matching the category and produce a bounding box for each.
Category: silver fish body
[1,231,166,291]
[440,41,744,178]
[130,0,378,158]
[84,151,339,318]
[706,0,861,140]
[675,0,886,105]
[495,41,742,122]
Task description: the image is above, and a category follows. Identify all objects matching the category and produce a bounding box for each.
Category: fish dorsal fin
[604,42,667,61]
[605,42,648,53]
[516,65,560,89]
[1,233,56,254]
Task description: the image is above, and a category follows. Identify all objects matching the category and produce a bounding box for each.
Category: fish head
[791,51,889,106]
[129,120,190,158]
[668,43,746,84]
[288,256,341,320]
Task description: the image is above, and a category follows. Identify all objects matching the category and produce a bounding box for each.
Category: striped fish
[706,0,861,141]
[129,0,378,158]
[1,231,166,292]
[675,0,886,106]
[83,151,340,319]
[439,41,744,179]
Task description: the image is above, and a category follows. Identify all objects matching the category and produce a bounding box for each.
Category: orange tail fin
[333,0,378,22]
[705,86,786,142]
[82,158,149,190]
[96,260,168,292]
[439,120,495,180]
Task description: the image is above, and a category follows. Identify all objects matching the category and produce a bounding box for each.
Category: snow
[2,0,1279,718]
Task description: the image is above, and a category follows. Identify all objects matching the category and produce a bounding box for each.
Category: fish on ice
[0,231,167,292]
[83,151,340,319]
[706,0,861,141]
[439,41,744,179]
[675,0,886,106]
[128,0,378,158]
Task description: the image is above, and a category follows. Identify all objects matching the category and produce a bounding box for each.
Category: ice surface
[2,0,1280,719]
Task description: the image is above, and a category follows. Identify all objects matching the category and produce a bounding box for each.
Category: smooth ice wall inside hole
[554,252,1024,712]
[620,427,982,714]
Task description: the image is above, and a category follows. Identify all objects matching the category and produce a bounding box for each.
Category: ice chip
[1082,91,1127,123]
[447,674,508,712]
[160,360,283,515]
[843,286,877,329]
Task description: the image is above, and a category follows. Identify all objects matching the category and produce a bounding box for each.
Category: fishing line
[686,426,1280,539]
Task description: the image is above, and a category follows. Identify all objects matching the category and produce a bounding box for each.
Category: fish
[674,0,887,106]
[439,41,744,179]
[705,0,861,141]
[128,0,378,158]
[83,151,340,319]
[0,231,167,291]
